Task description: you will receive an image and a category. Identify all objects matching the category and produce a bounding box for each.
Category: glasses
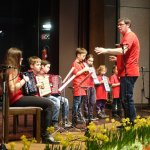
[117,23,126,27]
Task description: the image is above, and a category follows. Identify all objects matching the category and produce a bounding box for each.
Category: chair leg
[33,109,41,143]
[4,113,9,143]
[24,115,28,127]
[13,115,18,134]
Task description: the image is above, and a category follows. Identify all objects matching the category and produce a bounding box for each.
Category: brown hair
[118,17,131,27]
[41,60,51,66]
[86,54,94,60]
[4,47,22,69]
[112,65,117,73]
[75,48,87,56]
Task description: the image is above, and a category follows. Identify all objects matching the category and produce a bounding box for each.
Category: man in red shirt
[95,18,140,123]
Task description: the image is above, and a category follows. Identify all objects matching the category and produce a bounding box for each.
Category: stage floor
[0,107,150,148]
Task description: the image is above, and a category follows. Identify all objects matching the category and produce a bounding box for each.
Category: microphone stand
[121,44,129,120]
[141,67,145,115]
[0,66,8,150]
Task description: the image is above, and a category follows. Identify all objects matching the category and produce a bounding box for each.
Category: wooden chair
[1,95,43,143]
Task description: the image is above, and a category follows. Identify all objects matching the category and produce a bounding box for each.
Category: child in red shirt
[109,65,122,118]
[71,48,89,126]
[96,65,109,119]
[83,54,97,121]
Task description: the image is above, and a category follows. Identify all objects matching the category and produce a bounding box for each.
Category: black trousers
[11,96,54,137]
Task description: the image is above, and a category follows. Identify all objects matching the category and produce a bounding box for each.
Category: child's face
[30,62,41,73]
[41,64,51,74]
[77,53,86,62]
[100,68,107,75]
[113,66,118,74]
[86,58,94,67]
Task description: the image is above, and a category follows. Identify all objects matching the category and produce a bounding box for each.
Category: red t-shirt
[117,31,140,77]
[109,74,120,99]
[96,75,108,100]
[72,60,87,96]
[9,76,23,105]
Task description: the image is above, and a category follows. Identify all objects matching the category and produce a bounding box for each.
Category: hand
[36,82,44,89]
[23,75,29,82]
[83,66,90,72]
[94,47,107,55]
[109,56,117,61]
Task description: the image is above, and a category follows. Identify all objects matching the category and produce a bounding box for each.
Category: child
[96,65,109,119]
[28,56,60,128]
[71,48,89,126]
[39,60,71,128]
[109,65,122,118]
[4,48,54,143]
[83,54,97,121]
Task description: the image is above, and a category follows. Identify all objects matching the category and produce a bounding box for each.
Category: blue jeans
[46,95,69,122]
[72,95,85,124]
[120,76,138,122]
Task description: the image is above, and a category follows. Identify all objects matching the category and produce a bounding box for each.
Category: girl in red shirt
[110,65,122,118]
[96,65,109,119]
[83,54,97,121]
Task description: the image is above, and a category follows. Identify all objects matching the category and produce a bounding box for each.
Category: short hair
[41,60,51,66]
[75,48,87,56]
[28,56,41,65]
[118,17,131,27]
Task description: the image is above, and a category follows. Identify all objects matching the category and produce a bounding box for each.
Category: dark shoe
[117,125,124,129]
[77,118,84,124]
[112,114,120,118]
[90,116,99,121]
[52,122,61,130]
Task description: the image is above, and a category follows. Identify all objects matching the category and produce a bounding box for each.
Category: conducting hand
[94,47,107,55]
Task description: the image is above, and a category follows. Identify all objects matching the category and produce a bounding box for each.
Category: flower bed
[7,116,150,150]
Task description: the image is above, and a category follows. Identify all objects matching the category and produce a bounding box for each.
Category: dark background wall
[0,0,59,74]
[0,0,149,105]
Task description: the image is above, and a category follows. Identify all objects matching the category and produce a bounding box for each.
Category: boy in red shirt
[71,48,89,127]
[109,65,122,118]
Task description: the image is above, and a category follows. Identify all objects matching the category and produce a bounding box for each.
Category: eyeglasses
[117,23,126,27]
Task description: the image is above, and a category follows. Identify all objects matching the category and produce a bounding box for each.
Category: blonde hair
[28,56,41,65]
[97,65,107,75]
[75,48,87,56]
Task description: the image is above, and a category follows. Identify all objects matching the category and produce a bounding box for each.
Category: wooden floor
[0,106,150,148]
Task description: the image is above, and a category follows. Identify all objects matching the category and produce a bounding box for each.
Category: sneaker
[97,113,109,119]
[90,116,99,121]
[63,122,72,128]
[42,134,60,144]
